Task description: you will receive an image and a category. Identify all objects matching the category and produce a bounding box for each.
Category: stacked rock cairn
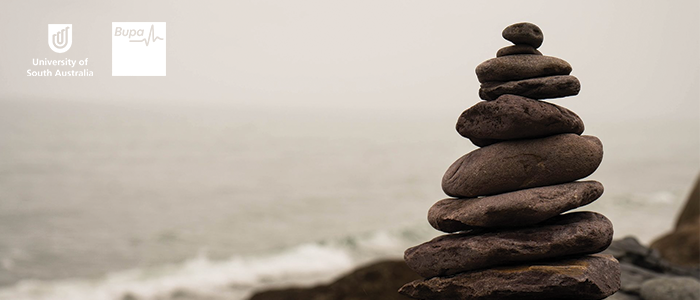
[399,22,621,300]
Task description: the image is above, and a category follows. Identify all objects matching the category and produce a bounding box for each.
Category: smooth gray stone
[476,55,572,83]
[400,254,620,300]
[606,292,642,300]
[428,181,603,232]
[479,75,581,100]
[640,277,700,300]
[603,237,700,278]
[442,134,603,198]
[404,212,614,278]
[619,263,666,294]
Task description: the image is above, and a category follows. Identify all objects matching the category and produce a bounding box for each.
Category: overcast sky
[0,0,697,123]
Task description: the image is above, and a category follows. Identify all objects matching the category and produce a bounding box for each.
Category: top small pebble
[503,22,544,48]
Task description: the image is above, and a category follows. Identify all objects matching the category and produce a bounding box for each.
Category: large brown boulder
[650,174,700,266]
[650,219,700,267]
[676,174,700,228]
[399,254,620,300]
[404,212,613,278]
[442,133,603,198]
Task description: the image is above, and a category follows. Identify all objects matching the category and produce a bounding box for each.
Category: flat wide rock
[479,75,581,100]
[404,212,613,278]
[428,181,603,232]
[502,22,544,48]
[496,44,542,57]
[476,55,571,83]
[456,94,584,147]
[442,133,603,198]
[399,254,621,300]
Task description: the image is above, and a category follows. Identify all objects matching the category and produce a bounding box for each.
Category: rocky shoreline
[249,176,700,300]
[248,237,699,300]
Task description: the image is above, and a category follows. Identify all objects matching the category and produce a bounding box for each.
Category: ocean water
[0,99,697,300]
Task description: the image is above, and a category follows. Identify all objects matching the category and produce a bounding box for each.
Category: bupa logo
[48,24,72,53]
[112,22,166,76]
[114,24,164,46]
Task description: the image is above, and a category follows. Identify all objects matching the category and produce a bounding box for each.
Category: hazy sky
[0,0,698,123]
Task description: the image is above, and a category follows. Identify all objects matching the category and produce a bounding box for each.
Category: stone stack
[399,22,621,300]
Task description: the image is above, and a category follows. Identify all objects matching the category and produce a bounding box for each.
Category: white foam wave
[0,226,433,300]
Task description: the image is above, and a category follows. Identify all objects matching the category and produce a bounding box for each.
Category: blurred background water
[0,99,696,300]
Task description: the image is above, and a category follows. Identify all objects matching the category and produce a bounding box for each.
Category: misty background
[0,1,698,300]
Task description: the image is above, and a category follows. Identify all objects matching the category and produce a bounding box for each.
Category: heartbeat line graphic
[129,24,164,46]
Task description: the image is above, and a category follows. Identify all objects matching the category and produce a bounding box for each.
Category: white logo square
[112,22,166,76]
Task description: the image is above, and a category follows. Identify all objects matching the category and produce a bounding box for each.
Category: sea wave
[0,225,434,300]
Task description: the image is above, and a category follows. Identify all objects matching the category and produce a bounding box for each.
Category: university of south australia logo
[48,24,72,53]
